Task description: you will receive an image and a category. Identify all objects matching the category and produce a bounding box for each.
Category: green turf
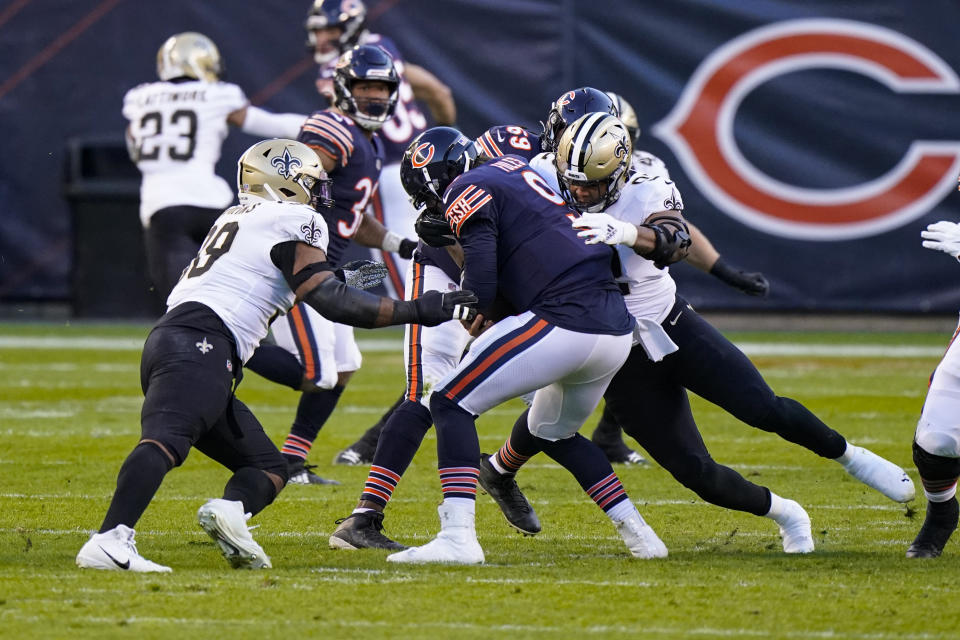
[1,322,957,639]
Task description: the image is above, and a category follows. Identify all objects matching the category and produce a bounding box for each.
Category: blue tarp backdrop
[2,0,959,312]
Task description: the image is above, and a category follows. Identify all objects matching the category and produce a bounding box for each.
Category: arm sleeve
[242,106,307,139]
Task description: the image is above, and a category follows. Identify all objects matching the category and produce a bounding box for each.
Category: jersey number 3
[137,109,198,161]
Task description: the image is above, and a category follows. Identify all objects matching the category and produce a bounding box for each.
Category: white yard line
[0,335,946,358]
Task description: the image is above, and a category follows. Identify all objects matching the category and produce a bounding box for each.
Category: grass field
[1,321,958,639]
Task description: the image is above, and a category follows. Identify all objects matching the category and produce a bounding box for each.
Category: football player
[480,113,915,554]
[905,219,960,558]
[242,45,417,485]
[75,139,476,572]
[304,0,459,469]
[382,127,669,565]
[124,32,309,300]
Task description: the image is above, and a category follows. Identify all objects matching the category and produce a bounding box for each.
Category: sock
[493,410,540,474]
[354,392,405,451]
[99,442,173,532]
[281,385,345,463]
[765,492,791,523]
[540,433,631,516]
[606,499,640,523]
[359,400,433,508]
[223,467,277,517]
[245,344,304,390]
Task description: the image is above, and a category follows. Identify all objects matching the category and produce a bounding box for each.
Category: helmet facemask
[237,140,333,212]
[333,45,400,131]
[305,0,368,64]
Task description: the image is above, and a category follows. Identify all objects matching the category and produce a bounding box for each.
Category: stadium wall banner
[1,0,958,313]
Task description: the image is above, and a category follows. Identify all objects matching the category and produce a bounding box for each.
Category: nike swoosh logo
[668,309,683,326]
[496,130,505,143]
[99,545,130,570]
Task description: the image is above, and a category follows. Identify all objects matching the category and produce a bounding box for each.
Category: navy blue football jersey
[319,34,427,164]
[442,155,633,336]
[474,125,540,162]
[298,109,385,264]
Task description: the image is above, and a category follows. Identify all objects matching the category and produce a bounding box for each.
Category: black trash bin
[64,135,162,318]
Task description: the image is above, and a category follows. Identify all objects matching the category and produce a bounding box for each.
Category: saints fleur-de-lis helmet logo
[271,148,302,179]
[614,136,629,160]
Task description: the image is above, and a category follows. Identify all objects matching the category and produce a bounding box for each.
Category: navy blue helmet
[333,44,400,130]
[400,127,479,216]
[305,0,368,64]
[541,87,619,153]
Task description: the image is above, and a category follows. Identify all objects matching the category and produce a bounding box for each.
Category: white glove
[921,221,960,260]
[571,212,638,246]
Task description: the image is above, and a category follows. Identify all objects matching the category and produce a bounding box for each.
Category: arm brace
[241,106,308,139]
[639,214,691,268]
[303,277,415,329]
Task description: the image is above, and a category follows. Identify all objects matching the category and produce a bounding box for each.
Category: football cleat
[906,499,958,559]
[196,499,271,569]
[76,524,172,573]
[333,445,374,466]
[839,444,915,502]
[614,511,668,559]
[769,498,814,554]
[387,503,484,564]
[328,511,406,550]
[288,459,340,485]
[478,455,541,535]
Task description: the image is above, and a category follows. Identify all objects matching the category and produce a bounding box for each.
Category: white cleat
[196,499,271,569]
[387,503,484,565]
[614,511,668,559]
[76,524,172,573]
[840,444,916,503]
[770,498,814,554]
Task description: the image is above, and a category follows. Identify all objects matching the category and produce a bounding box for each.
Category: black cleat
[906,499,958,559]
[328,511,406,550]
[333,444,375,466]
[287,459,340,485]
[478,455,541,535]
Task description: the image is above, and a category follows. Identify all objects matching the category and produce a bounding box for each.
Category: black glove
[335,260,388,290]
[412,289,478,326]
[398,238,418,259]
[415,209,457,247]
[709,257,770,297]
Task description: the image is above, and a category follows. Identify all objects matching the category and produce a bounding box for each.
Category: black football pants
[144,205,223,300]
[604,297,846,515]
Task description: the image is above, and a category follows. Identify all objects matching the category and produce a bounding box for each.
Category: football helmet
[554,113,632,213]
[333,44,400,131]
[400,127,478,215]
[156,32,222,82]
[236,139,333,211]
[305,0,368,64]
[541,87,618,153]
[604,91,640,145]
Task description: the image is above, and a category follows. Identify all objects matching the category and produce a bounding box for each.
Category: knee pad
[913,441,960,481]
[139,417,193,467]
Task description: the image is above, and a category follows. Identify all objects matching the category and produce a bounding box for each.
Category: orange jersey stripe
[289,306,316,381]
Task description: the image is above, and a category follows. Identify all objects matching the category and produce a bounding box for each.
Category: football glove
[412,289,478,326]
[336,260,388,290]
[709,257,770,297]
[398,239,418,259]
[415,208,457,247]
[921,220,960,260]
[572,212,638,246]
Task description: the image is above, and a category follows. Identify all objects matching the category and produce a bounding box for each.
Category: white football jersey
[167,197,331,363]
[631,150,670,181]
[122,80,248,225]
[529,153,684,324]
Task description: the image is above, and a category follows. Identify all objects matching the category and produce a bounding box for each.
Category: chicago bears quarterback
[904,219,960,558]
[123,32,308,301]
[242,45,417,486]
[480,113,915,554]
[75,139,475,572]
[380,127,674,565]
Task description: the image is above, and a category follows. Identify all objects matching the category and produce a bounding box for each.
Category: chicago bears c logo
[411,142,435,168]
[271,148,302,179]
[556,91,577,107]
[653,19,960,239]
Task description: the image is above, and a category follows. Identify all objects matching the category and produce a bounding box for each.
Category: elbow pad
[241,106,307,139]
[302,277,386,329]
[640,215,691,269]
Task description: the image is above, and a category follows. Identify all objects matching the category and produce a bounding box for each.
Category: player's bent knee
[913,440,960,478]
